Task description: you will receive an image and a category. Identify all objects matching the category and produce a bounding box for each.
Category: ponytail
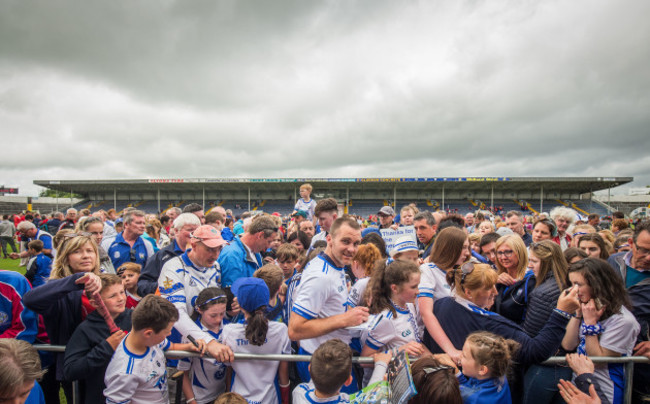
[368,260,419,316]
[465,331,519,378]
[245,307,269,346]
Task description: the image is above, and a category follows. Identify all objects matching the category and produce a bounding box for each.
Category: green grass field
[0,255,25,274]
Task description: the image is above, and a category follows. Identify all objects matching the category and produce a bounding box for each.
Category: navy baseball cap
[231,277,270,313]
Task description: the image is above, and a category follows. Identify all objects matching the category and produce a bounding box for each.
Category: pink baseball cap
[190,225,228,248]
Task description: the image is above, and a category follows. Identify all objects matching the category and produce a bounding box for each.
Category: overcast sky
[1,0,649,196]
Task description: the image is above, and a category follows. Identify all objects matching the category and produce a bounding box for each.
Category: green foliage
[38,189,82,198]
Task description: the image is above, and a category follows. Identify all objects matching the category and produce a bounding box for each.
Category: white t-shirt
[177,323,227,404]
[222,321,291,404]
[418,262,450,301]
[577,307,640,404]
[363,303,421,351]
[104,337,171,404]
[158,252,221,343]
[346,277,370,308]
[291,253,350,353]
[294,198,317,221]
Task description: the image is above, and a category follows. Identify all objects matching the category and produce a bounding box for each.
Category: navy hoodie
[64,309,133,404]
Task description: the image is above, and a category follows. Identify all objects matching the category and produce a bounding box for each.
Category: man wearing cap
[158,224,234,361]
[137,213,201,295]
[218,215,278,289]
[288,216,369,392]
[377,206,395,230]
[289,210,308,235]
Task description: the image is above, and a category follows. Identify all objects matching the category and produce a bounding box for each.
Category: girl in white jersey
[180,287,229,404]
[361,260,429,360]
[222,277,291,404]
[417,227,470,364]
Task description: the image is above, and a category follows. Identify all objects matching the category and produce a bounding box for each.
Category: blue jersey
[107,232,154,269]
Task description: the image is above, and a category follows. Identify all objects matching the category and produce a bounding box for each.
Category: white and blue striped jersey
[104,337,171,404]
[222,321,291,404]
[363,303,421,352]
[346,277,369,308]
[418,262,450,301]
[291,253,350,353]
[158,251,221,343]
[177,321,227,404]
[294,198,317,221]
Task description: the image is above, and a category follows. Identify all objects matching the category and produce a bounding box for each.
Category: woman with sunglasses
[522,241,571,404]
[494,234,535,325]
[423,262,579,369]
[23,234,103,402]
[561,258,640,404]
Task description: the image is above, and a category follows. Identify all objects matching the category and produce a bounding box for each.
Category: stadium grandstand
[2,176,634,218]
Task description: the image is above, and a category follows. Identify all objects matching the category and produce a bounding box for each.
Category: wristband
[581,322,604,336]
[279,381,291,388]
[187,398,196,403]
[553,308,572,320]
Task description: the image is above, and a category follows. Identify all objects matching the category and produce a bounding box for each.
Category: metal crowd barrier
[33,345,650,404]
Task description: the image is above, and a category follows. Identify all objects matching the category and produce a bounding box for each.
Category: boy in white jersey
[104,295,205,404]
[288,217,369,392]
[292,339,391,404]
[293,183,317,223]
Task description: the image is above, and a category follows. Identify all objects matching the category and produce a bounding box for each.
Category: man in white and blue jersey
[288,216,369,393]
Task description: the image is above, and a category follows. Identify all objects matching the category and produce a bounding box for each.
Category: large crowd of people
[1,183,649,404]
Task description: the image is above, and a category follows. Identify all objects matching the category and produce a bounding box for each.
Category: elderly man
[550,206,578,250]
[137,213,201,295]
[218,215,277,288]
[58,208,77,231]
[413,211,438,259]
[309,198,339,248]
[465,212,475,232]
[158,225,234,361]
[377,206,395,229]
[288,217,368,392]
[105,210,154,269]
[11,221,53,259]
[608,220,650,288]
[505,210,533,246]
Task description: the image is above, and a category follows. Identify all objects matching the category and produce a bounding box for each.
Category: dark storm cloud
[0,0,649,195]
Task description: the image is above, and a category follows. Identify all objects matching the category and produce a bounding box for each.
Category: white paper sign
[379,226,416,252]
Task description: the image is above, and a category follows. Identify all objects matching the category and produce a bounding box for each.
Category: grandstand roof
[35,177,633,196]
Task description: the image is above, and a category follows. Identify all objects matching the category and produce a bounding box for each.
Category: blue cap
[231,277,270,313]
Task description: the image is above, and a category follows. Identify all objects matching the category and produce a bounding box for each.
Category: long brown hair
[368,260,419,316]
[429,227,467,270]
[529,240,568,290]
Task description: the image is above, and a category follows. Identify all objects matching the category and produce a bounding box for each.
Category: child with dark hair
[104,295,204,404]
[409,356,462,404]
[292,339,391,403]
[64,273,132,404]
[180,287,229,404]
[221,277,291,404]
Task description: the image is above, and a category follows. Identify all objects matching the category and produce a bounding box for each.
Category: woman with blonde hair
[494,234,535,325]
[24,234,102,402]
[522,240,571,404]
